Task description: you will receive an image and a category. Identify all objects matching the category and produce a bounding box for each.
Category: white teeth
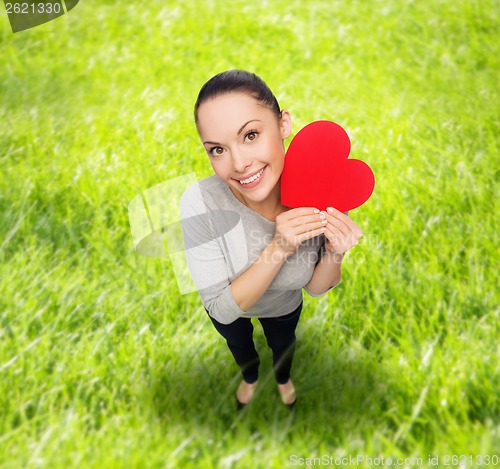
[238,167,265,185]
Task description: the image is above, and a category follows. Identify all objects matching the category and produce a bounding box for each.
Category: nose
[231,147,252,174]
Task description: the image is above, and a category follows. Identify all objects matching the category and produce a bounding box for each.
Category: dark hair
[194,69,281,126]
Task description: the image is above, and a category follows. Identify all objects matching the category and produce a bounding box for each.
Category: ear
[279,110,292,139]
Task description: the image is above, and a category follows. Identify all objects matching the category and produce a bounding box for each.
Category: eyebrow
[203,119,262,145]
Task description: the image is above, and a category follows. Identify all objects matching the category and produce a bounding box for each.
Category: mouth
[233,165,268,187]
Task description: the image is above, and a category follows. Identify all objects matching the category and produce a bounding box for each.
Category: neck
[233,179,285,217]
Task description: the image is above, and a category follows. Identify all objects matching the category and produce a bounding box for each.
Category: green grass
[0,0,499,467]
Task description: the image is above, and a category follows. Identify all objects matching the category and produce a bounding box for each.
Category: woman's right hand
[272,207,326,259]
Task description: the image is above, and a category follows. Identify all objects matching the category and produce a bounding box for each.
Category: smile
[236,166,267,185]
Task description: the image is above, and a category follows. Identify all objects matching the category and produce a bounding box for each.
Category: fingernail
[313,209,320,214]
[327,207,334,213]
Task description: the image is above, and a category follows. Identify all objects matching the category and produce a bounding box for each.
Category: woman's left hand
[320,206,363,255]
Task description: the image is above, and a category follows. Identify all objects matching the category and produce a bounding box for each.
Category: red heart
[281,120,375,212]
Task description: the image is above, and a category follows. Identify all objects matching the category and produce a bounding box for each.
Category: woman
[180,70,363,409]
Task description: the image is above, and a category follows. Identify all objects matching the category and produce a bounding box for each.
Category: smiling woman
[195,81,292,218]
[195,90,291,218]
[180,69,362,409]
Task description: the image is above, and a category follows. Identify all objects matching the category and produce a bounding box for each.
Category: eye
[209,146,224,157]
[244,130,259,142]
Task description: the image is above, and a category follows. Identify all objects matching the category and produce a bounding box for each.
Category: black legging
[205,301,303,385]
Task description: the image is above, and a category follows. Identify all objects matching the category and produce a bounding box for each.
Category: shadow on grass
[137,307,500,457]
[145,331,407,447]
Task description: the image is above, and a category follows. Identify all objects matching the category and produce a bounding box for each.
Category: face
[196,92,292,210]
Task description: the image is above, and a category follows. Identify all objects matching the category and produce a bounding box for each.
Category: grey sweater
[180,174,342,324]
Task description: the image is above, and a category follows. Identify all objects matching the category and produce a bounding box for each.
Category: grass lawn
[0,0,498,467]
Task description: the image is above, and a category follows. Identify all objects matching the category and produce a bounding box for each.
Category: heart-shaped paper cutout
[281,120,375,212]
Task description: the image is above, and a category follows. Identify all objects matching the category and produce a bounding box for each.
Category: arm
[304,207,363,297]
[180,187,326,324]
[229,241,287,312]
[180,186,243,324]
[231,207,328,311]
[304,250,344,296]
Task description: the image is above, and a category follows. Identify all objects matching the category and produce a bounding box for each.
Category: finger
[326,207,363,236]
[326,224,354,252]
[325,223,360,251]
[323,228,342,251]
[288,212,327,229]
[324,211,363,240]
[291,218,328,235]
[323,223,343,246]
[284,207,321,219]
[323,214,351,239]
[295,226,327,244]
[322,211,350,237]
